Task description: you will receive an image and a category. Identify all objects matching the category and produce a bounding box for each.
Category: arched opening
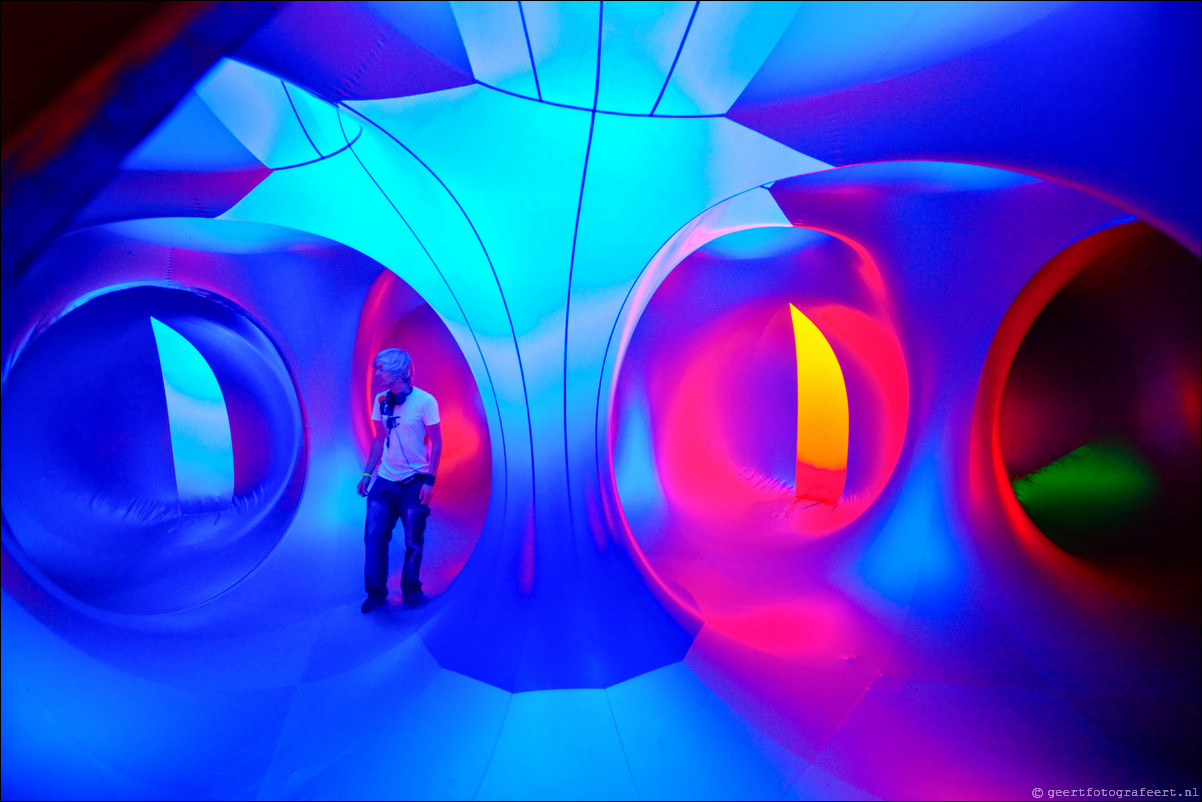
[984,221,1201,616]
[1,284,306,614]
[611,224,909,648]
[351,269,493,601]
[790,303,850,504]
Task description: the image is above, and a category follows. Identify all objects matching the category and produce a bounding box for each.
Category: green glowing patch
[1012,440,1159,557]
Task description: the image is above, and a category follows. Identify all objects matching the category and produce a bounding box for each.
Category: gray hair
[373,348,412,383]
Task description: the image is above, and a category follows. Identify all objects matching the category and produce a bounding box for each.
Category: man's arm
[419,423,442,505]
[357,428,386,497]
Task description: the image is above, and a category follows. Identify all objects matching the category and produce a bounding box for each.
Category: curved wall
[2,2,1198,799]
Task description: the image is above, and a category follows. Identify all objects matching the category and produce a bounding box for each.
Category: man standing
[357,348,441,612]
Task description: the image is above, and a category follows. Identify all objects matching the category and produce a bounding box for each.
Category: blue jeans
[364,476,429,601]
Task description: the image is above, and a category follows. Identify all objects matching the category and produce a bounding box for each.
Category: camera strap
[381,388,413,449]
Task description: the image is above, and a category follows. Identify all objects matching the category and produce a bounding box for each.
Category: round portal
[986,222,1200,614]
[1,285,307,614]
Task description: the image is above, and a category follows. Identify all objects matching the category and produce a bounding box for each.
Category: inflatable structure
[3,2,1199,799]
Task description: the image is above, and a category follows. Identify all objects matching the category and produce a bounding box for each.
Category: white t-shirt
[371,387,440,482]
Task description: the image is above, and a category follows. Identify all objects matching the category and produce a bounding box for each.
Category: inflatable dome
[2,2,1198,799]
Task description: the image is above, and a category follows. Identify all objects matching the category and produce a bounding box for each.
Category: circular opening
[1,285,306,614]
[989,222,1200,613]
[352,270,492,599]
[611,226,909,637]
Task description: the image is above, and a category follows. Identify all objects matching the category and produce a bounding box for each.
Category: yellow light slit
[790,304,849,503]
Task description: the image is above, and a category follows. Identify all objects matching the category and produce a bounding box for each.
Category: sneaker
[360,595,387,614]
[402,592,425,608]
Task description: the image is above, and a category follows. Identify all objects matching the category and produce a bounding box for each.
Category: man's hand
[418,481,434,505]
[357,475,371,497]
